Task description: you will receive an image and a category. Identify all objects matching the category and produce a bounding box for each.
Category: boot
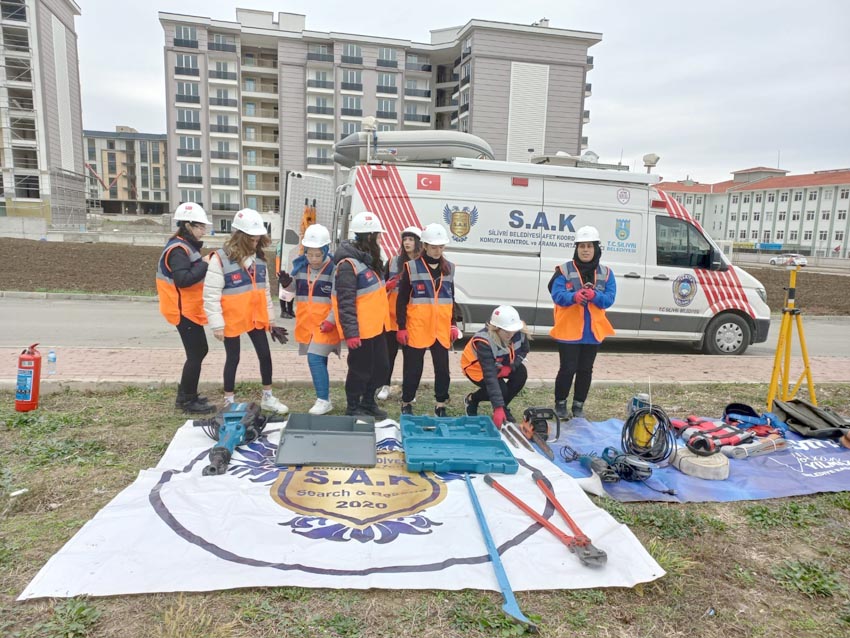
[434,405,448,418]
[571,401,586,420]
[555,400,570,420]
[356,401,388,420]
[464,393,479,416]
[345,397,360,416]
[181,394,216,414]
[401,403,414,416]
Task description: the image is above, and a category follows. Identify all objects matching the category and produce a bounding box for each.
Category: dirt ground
[1,238,848,314]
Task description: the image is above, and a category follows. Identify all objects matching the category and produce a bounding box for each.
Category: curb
[0,290,156,302]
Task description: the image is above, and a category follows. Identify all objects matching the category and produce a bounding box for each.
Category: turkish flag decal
[417,174,441,191]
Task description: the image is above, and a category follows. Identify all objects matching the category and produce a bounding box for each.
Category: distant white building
[658,167,850,258]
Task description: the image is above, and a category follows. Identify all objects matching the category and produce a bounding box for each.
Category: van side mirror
[710,247,726,271]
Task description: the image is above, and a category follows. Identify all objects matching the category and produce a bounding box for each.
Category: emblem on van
[617,188,631,204]
[673,274,698,307]
[442,204,479,242]
[615,219,630,241]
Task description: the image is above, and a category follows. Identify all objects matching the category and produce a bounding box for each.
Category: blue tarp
[549,418,850,503]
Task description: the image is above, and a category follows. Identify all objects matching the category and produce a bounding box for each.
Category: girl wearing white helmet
[203,208,290,413]
[396,223,461,417]
[277,224,340,415]
[460,305,530,427]
[331,211,390,419]
[376,226,422,401]
[155,202,215,414]
[548,225,617,420]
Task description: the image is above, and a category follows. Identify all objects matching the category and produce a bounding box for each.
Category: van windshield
[656,216,712,269]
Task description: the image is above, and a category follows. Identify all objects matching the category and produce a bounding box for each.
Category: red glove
[385,276,399,292]
[583,287,597,302]
[573,289,589,305]
[319,320,335,333]
[396,330,409,346]
[450,325,462,341]
[493,407,507,428]
[346,337,362,350]
[497,365,511,378]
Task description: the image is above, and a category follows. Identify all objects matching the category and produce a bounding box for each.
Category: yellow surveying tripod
[766,264,816,411]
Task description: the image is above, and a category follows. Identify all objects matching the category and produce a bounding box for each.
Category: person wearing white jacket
[203,208,289,413]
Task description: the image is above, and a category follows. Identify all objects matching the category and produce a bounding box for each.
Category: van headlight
[756,287,767,304]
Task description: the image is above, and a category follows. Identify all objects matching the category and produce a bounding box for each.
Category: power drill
[194,402,268,476]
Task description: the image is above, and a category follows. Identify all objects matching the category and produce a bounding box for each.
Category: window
[753,211,760,221]
[141,166,149,188]
[342,121,361,136]
[741,212,748,221]
[461,62,471,79]
[377,98,396,113]
[216,88,230,100]
[765,211,773,221]
[755,193,763,203]
[780,192,788,202]
[217,166,230,179]
[841,188,849,200]
[154,192,162,201]
[406,79,418,90]
[696,196,703,204]
[793,191,803,202]
[309,43,330,54]
[244,102,255,116]
[179,162,199,176]
[805,211,815,221]
[244,78,255,91]
[176,53,198,69]
[180,189,201,203]
[739,230,746,239]
[216,114,230,127]
[779,211,786,221]
[177,108,199,123]
[153,167,161,188]
[728,230,735,239]
[378,47,396,61]
[179,135,200,150]
[731,195,739,204]
[215,60,230,73]
[342,69,362,84]
[142,191,150,200]
[822,211,830,220]
[819,231,828,241]
[109,185,118,199]
[139,141,148,162]
[743,194,750,204]
[808,191,817,201]
[107,153,116,173]
[836,231,845,241]
[768,192,775,203]
[751,230,758,240]
[246,174,257,189]
[342,43,361,57]
[246,196,259,210]
[776,230,784,240]
[175,25,196,41]
[686,195,693,204]
[803,230,812,241]
[839,211,847,220]
[730,213,737,221]
[789,230,798,241]
[14,175,40,198]
[86,139,96,161]
[212,33,233,45]
[219,218,232,233]
[244,149,256,165]
[342,95,361,109]
[378,123,395,131]
[177,81,199,97]
[377,72,396,87]
[824,190,833,201]
[791,212,800,221]
[404,103,418,115]
[107,140,115,150]
[655,216,713,269]
[152,144,160,163]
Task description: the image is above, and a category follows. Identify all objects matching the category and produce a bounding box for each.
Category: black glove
[277,271,293,288]
[270,326,289,345]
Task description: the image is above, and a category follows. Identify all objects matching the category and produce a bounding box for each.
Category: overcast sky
[75,0,849,184]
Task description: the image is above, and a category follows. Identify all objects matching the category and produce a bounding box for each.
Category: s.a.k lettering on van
[331,131,770,355]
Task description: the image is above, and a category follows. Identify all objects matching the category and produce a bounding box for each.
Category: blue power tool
[194,402,268,476]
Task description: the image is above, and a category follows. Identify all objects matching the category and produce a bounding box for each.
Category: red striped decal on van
[355,165,423,257]
[655,189,755,318]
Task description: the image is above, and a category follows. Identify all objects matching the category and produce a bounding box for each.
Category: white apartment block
[159,10,599,232]
[0,0,84,225]
[658,167,850,259]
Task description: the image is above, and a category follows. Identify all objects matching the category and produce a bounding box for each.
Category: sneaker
[571,401,586,420]
[376,385,390,401]
[308,398,333,415]
[357,402,388,420]
[261,395,289,414]
[434,405,448,418]
[555,400,570,420]
[401,403,414,416]
[464,393,479,417]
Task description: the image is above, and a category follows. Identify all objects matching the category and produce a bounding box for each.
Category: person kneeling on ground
[461,305,529,427]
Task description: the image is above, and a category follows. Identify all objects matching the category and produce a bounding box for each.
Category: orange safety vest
[156,237,207,326]
[331,257,388,340]
[215,249,270,338]
[549,261,615,342]
[404,257,455,349]
[386,255,403,332]
[461,329,516,382]
[294,259,339,346]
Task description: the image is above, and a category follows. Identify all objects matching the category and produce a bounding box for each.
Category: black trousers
[555,342,599,403]
[402,341,450,403]
[469,364,528,410]
[223,329,272,392]
[346,333,389,407]
[384,330,399,386]
[176,316,209,396]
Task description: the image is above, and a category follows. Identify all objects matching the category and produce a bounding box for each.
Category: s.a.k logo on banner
[417,174,441,191]
[442,204,479,242]
[615,218,630,241]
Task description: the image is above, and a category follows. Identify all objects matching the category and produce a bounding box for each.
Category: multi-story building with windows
[0,0,84,225]
[83,127,169,215]
[159,9,599,231]
[658,167,850,258]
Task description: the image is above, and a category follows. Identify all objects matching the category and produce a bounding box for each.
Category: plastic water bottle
[46,350,57,376]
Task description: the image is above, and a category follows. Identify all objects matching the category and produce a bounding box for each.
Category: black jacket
[166,236,207,288]
[472,331,529,409]
[333,240,380,339]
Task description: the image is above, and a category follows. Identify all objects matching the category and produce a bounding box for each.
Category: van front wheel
[703,313,751,355]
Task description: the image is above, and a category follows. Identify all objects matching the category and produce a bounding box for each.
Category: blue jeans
[307,352,330,400]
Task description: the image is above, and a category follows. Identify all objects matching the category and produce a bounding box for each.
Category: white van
[316,133,771,355]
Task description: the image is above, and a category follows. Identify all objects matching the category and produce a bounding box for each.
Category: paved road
[1,295,848,358]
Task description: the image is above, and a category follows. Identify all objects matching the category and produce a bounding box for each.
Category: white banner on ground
[20,421,663,599]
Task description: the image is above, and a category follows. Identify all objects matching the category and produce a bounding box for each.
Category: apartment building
[657,167,850,258]
[83,127,169,215]
[0,0,84,226]
[159,9,599,232]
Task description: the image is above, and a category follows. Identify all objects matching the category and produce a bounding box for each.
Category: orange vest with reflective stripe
[404,257,455,349]
[332,257,388,340]
[294,259,339,346]
[216,249,270,338]
[461,330,516,382]
[156,238,207,326]
[549,261,615,342]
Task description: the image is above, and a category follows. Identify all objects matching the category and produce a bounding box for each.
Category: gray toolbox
[275,413,377,467]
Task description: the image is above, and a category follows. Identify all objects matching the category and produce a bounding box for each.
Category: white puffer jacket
[203,252,275,332]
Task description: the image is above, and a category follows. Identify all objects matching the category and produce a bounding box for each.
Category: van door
[641,215,712,340]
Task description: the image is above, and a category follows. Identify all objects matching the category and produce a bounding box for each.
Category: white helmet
[401,226,422,239]
[421,223,449,246]
[574,226,601,243]
[231,208,267,236]
[350,211,385,234]
[489,305,525,332]
[174,202,210,225]
[302,223,331,248]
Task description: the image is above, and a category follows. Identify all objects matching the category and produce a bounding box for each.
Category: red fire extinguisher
[15,343,42,412]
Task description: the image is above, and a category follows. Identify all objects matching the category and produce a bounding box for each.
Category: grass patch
[624,504,728,540]
[33,598,102,638]
[25,439,110,468]
[157,595,236,638]
[644,538,696,578]
[772,560,846,598]
[743,500,823,529]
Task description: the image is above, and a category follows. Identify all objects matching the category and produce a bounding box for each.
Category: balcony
[209,70,237,80]
[208,42,237,53]
[174,66,199,76]
[210,124,238,134]
[177,148,202,158]
[376,111,397,120]
[176,93,200,104]
[404,88,431,98]
[178,175,203,184]
[210,150,239,160]
[173,38,198,48]
[1,5,27,21]
[340,82,363,92]
[460,75,470,87]
[583,109,590,123]
[377,59,398,68]
[212,202,240,211]
[307,157,333,166]
[436,72,458,84]
[307,52,334,62]
[243,82,278,96]
[211,177,239,186]
[377,84,398,95]
[244,181,279,193]
[243,107,278,121]
[243,158,279,169]
[405,62,432,73]
[176,121,201,131]
[307,105,334,116]
[341,55,363,65]
[307,79,334,89]
[585,83,592,96]
[404,113,431,124]
[461,46,472,58]
[241,57,277,70]
[341,108,363,117]
[243,133,279,145]
[581,136,588,148]
[586,55,594,68]
[209,97,238,108]
[459,103,469,114]
[307,131,335,141]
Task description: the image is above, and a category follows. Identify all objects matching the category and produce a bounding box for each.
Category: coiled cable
[621,404,676,464]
